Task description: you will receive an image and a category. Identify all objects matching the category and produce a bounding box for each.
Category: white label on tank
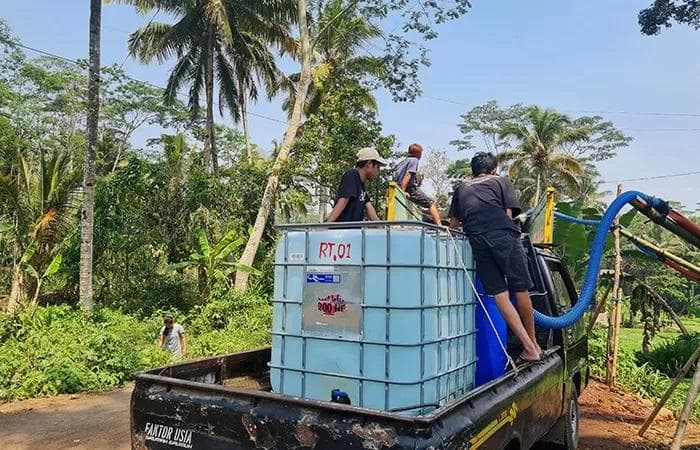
[302,266,362,338]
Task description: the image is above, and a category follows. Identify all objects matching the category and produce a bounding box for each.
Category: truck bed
[131,346,564,450]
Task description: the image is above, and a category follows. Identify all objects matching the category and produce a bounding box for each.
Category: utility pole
[606,183,623,386]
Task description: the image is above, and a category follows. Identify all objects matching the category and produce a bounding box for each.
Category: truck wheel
[562,387,580,450]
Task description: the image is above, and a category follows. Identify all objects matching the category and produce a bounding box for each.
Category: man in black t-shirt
[327,147,387,222]
[449,152,543,363]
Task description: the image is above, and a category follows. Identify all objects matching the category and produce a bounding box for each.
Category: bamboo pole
[618,228,700,276]
[638,346,700,437]
[670,359,700,450]
[606,184,623,387]
[587,283,613,335]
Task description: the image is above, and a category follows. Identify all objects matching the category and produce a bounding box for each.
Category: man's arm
[448,185,462,230]
[327,197,349,222]
[157,335,164,349]
[500,178,522,217]
[400,159,419,192]
[365,202,380,221]
[400,173,412,192]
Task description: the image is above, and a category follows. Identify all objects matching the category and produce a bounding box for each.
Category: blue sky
[3,1,699,208]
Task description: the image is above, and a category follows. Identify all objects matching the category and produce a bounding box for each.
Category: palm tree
[235,0,313,291]
[499,106,590,206]
[0,149,82,311]
[122,0,296,172]
[80,0,101,312]
[281,0,385,218]
[282,0,384,118]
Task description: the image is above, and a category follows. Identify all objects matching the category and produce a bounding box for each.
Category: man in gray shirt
[158,315,186,358]
[393,143,443,225]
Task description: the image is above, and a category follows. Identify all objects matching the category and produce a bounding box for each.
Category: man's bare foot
[521,346,542,361]
[516,352,544,365]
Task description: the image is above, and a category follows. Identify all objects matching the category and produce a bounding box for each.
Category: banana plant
[20,241,63,305]
[553,199,637,287]
[167,228,259,295]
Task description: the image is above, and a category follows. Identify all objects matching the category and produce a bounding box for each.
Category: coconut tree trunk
[319,185,329,222]
[7,266,27,312]
[204,26,217,173]
[79,0,101,313]
[533,173,542,206]
[234,0,312,291]
[241,97,252,163]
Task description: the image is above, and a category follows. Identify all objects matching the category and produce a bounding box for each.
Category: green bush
[636,334,700,378]
[0,305,169,402]
[0,287,273,403]
[104,271,200,317]
[589,326,699,421]
[186,286,271,357]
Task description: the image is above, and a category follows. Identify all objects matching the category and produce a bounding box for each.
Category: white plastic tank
[270,222,476,415]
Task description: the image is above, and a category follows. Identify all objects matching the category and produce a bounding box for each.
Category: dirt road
[0,380,698,449]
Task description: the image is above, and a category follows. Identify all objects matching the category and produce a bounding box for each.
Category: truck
[130,236,588,450]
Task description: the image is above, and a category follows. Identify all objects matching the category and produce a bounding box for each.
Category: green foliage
[167,228,259,295]
[639,0,700,35]
[451,101,631,162]
[122,0,296,171]
[449,101,631,207]
[499,106,590,206]
[0,305,168,401]
[186,287,271,358]
[620,213,699,316]
[50,128,273,315]
[292,77,394,218]
[451,101,528,153]
[284,0,384,119]
[0,146,81,306]
[589,326,700,420]
[636,334,700,378]
[551,199,637,287]
[0,287,272,402]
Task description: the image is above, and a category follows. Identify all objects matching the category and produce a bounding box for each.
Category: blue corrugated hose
[553,211,601,227]
[553,211,660,259]
[535,191,648,329]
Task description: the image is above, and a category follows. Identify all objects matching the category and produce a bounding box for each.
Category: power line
[422,94,700,119]
[600,170,700,184]
[622,128,700,132]
[1,37,291,128]
[8,37,700,132]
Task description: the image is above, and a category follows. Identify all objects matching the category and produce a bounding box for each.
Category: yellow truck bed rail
[386,182,423,221]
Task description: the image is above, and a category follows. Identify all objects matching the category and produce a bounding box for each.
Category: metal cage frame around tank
[269,221,479,414]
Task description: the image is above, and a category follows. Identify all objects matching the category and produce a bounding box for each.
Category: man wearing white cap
[327,147,387,222]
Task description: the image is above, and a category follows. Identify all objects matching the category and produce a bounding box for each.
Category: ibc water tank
[270,222,477,415]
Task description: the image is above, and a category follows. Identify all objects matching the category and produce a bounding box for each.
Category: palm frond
[164,45,200,104]
[215,51,241,122]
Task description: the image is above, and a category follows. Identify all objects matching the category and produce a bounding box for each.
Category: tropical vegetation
[0,1,697,424]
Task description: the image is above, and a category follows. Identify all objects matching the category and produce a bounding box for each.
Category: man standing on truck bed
[394,143,443,225]
[449,152,542,363]
[327,147,387,222]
